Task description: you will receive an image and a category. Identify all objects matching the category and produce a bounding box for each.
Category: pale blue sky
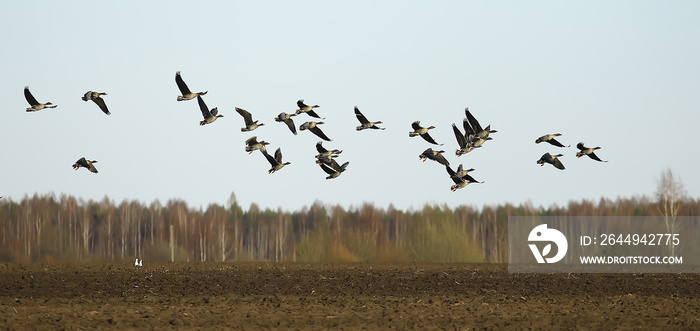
[2,1,698,212]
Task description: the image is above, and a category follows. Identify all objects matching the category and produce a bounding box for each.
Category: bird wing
[316,141,328,154]
[310,126,331,141]
[306,109,322,118]
[452,124,467,148]
[261,148,278,166]
[462,118,475,136]
[284,118,297,134]
[93,96,110,115]
[462,173,480,183]
[549,138,566,148]
[588,152,606,162]
[24,86,39,106]
[319,163,337,175]
[576,142,586,151]
[435,152,450,166]
[421,132,441,145]
[553,157,566,170]
[446,166,463,184]
[236,107,253,125]
[88,163,99,173]
[464,109,483,133]
[175,71,192,95]
[245,136,258,146]
[354,107,369,124]
[297,99,307,109]
[411,121,422,130]
[197,96,211,118]
[274,148,284,163]
[76,157,89,168]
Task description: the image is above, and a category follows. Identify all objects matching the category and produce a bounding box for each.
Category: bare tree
[656,169,686,256]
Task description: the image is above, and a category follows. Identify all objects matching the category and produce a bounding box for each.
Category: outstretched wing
[261,148,277,166]
[316,141,328,154]
[197,96,210,118]
[310,126,331,141]
[236,107,253,125]
[297,99,307,109]
[553,157,566,170]
[548,138,566,148]
[24,86,39,106]
[452,124,467,148]
[421,132,441,145]
[588,152,607,162]
[576,142,586,151]
[462,117,475,136]
[274,148,284,163]
[354,107,369,124]
[93,96,110,115]
[175,71,192,95]
[464,108,483,133]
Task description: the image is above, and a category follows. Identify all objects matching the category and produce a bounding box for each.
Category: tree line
[1,174,694,263]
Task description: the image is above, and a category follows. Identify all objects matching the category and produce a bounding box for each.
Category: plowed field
[1,263,698,329]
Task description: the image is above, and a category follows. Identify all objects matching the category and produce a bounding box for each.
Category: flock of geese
[23,71,608,192]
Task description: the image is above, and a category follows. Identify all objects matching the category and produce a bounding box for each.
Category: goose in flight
[446,165,482,191]
[197,95,223,126]
[319,159,349,180]
[300,121,331,141]
[175,71,207,101]
[451,164,476,179]
[245,136,269,154]
[409,121,442,145]
[452,123,473,156]
[464,108,497,139]
[354,106,384,131]
[537,152,566,170]
[24,86,57,112]
[536,133,569,147]
[82,91,110,115]
[576,142,608,162]
[261,147,291,174]
[295,99,322,118]
[419,148,450,166]
[275,112,298,135]
[235,107,264,132]
[315,141,342,166]
[72,157,98,173]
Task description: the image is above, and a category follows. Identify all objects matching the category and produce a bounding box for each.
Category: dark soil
[0,263,698,329]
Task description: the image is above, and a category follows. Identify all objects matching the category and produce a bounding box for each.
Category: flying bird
[72,157,98,173]
[300,121,331,141]
[175,71,208,101]
[315,141,342,166]
[464,108,497,139]
[245,136,269,154]
[576,142,608,162]
[419,148,450,166]
[235,107,264,132]
[295,99,322,118]
[537,152,566,170]
[409,121,442,145]
[274,112,298,135]
[197,95,223,126]
[261,147,291,174]
[450,164,476,179]
[81,91,110,115]
[536,133,569,147]
[319,159,349,180]
[354,106,384,131]
[452,123,472,156]
[446,165,482,191]
[24,86,57,112]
